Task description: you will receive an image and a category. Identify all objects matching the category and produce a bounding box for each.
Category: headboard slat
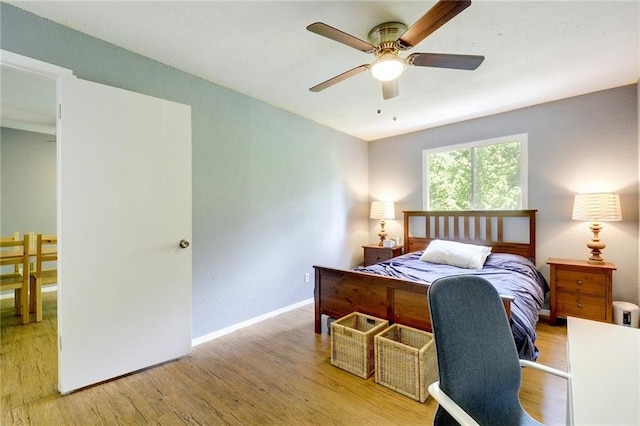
[462,217,469,240]
[425,216,431,240]
[443,216,450,239]
[453,217,459,240]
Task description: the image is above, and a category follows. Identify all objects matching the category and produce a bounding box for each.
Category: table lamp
[572,193,621,264]
[370,201,395,246]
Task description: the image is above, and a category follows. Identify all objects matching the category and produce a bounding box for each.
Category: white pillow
[419,239,492,269]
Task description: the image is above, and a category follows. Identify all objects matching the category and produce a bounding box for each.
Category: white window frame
[422,133,528,210]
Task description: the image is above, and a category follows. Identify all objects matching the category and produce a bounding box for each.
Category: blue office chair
[427,275,569,426]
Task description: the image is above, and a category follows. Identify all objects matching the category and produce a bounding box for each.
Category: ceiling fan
[307,0,484,100]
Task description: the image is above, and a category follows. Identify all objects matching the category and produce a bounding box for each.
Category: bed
[313,210,547,361]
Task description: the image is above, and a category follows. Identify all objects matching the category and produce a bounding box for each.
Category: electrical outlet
[305,272,310,283]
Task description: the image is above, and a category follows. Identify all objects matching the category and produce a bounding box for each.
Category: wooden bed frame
[313,210,537,333]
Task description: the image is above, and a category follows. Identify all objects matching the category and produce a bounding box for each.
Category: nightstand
[547,258,616,325]
[362,244,404,266]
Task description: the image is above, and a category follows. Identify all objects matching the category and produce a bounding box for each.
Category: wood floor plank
[1,291,568,425]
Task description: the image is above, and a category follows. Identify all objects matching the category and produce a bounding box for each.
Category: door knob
[179,239,190,249]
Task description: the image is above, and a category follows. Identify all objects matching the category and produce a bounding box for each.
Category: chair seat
[0,273,25,289]
[37,269,58,286]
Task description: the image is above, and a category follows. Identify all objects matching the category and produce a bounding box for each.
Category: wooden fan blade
[309,65,370,92]
[307,22,376,53]
[382,80,399,100]
[397,0,472,49]
[407,52,484,70]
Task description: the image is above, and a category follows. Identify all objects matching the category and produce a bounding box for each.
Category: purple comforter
[354,251,548,361]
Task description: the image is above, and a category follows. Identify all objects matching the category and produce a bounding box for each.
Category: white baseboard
[191,298,314,347]
[539,308,550,320]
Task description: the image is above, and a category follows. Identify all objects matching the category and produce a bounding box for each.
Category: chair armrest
[520,359,570,379]
[427,381,480,426]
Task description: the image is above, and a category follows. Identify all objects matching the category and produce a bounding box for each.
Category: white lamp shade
[370,54,406,82]
[572,193,622,221]
[370,201,396,220]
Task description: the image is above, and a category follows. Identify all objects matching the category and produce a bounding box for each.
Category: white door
[57,75,192,394]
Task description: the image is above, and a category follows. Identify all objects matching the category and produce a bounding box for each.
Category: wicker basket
[374,324,438,402]
[330,312,389,378]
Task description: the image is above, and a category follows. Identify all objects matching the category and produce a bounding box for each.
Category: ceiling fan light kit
[370,53,406,82]
[307,0,483,100]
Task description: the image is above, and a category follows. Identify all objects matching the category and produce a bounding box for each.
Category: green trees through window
[423,134,527,210]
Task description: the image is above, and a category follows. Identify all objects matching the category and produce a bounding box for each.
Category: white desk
[567,317,640,425]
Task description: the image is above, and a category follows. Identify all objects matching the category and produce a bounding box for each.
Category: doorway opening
[1,51,66,405]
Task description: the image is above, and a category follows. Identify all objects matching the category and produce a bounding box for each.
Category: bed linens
[354,251,548,361]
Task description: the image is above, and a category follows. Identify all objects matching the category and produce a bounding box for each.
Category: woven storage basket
[374,324,438,402]
[330,312,389,378]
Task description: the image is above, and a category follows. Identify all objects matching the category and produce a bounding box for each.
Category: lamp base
[586,222,606,264]
[378,219,387,246]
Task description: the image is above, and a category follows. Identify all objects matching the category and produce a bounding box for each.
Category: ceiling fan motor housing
[368,22,408,51]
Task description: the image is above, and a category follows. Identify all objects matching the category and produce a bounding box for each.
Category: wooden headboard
[403,210,537,261]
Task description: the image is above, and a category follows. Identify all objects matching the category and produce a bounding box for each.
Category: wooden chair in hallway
[1,233,30,324]
[29,234,58,322]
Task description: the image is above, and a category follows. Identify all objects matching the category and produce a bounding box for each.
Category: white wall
[1,127,57,236]
[369,85,639,304]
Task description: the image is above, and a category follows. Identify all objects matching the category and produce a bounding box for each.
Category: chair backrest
[5,231,35,272]
[35,234,57,278]
[7,232,21,273]
[427,275,525,425]
[1,233,29,284]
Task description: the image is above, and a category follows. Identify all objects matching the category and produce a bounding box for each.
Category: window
[423,134,528,210]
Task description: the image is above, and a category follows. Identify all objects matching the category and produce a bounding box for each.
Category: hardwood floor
[1,291,568,425]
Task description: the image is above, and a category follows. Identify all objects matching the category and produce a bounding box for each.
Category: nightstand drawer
[362,244,403,267]
[365,248,389,265]
[556,292,607,321]
[556,269,605,296]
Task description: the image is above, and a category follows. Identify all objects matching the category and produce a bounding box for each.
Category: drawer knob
[577,303,583,308]
[576,280,583,285]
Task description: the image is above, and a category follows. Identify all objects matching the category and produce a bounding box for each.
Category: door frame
[1,50,72,80]
[1,49,72,392]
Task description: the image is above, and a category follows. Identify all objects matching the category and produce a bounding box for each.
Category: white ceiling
[4,0,640,141]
